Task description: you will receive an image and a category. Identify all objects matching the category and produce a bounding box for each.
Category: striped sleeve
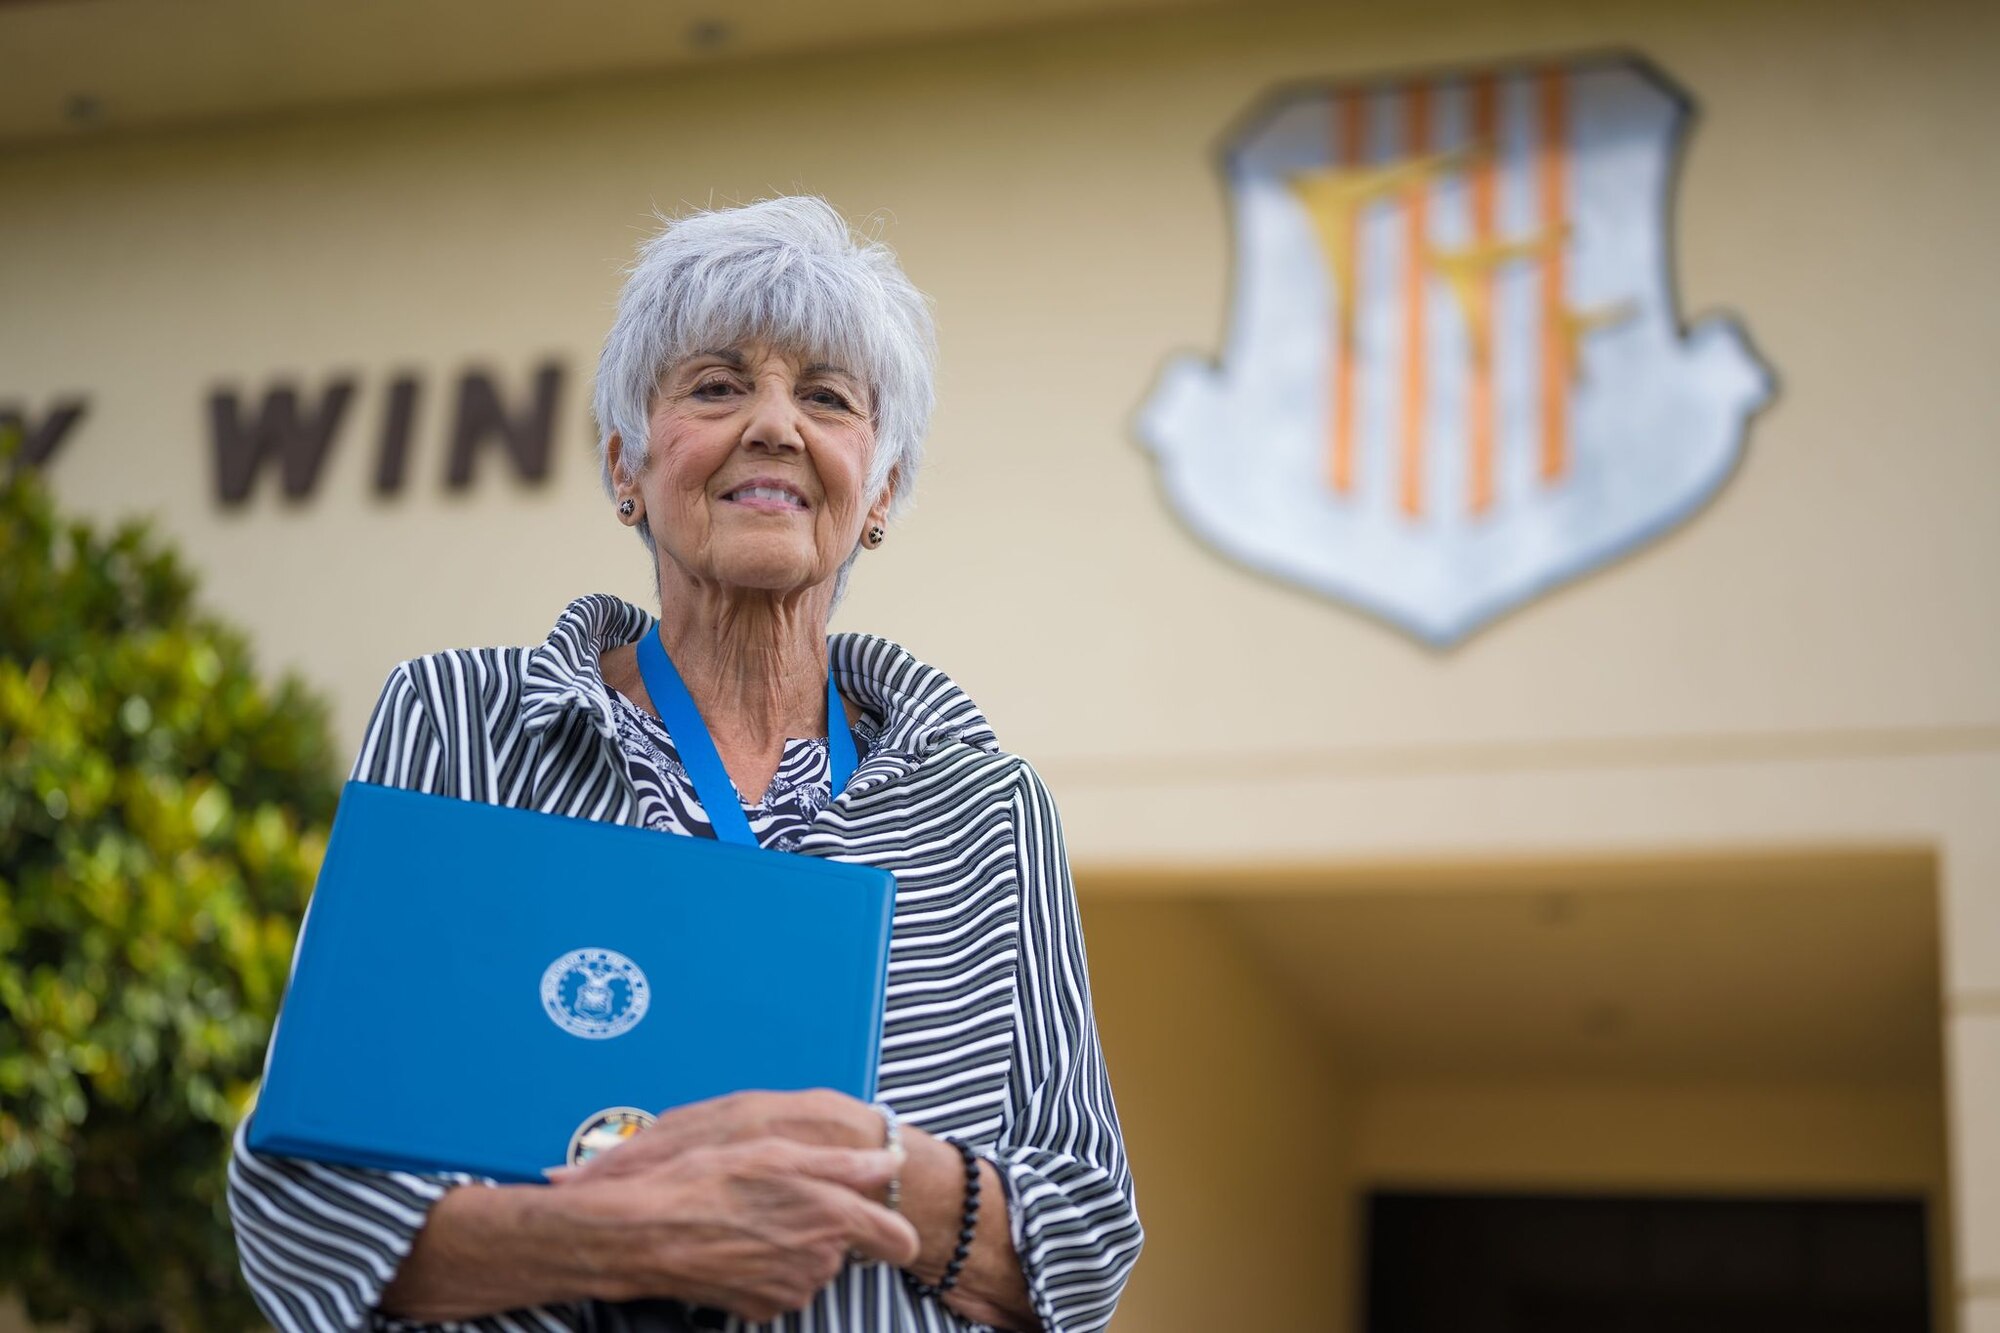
[227,664,536,1333]
[991,763,1143,1333]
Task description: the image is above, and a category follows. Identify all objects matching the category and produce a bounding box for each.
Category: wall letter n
[444,361,565,491]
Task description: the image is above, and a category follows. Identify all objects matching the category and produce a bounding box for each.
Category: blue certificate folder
[248,781,896,1184]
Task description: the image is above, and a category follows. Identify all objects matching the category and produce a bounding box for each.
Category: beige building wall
[1085,852,1955,1329]
[3,0,1995,1327]
[1085,898,1353,1329]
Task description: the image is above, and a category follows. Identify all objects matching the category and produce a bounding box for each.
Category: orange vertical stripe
[1330,91,1365,495]
[1537,66,1570,484]
[1400,83,1431,519]
[1469,74,1498,515]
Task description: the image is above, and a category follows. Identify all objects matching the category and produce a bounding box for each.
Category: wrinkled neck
[651,569,834,754]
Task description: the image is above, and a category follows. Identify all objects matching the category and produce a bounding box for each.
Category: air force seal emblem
[541,947,649,1040]
[1137,57,1773,645]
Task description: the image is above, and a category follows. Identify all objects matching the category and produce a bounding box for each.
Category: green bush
[0,432,340,1331]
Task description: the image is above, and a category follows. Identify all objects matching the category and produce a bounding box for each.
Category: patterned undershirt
[607,689,881,853]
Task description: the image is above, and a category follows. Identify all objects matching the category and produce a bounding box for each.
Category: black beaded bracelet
[904,1138,981,1298]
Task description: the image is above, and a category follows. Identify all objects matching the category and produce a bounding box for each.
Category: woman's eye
[807,388,853,410]
[692,379,737,399]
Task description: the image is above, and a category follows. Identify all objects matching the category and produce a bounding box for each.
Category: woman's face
[616,340,890,598]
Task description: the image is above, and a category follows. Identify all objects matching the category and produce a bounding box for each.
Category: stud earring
[618,500,636,519]
[864,525,885,549]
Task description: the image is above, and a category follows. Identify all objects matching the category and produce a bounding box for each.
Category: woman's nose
[741,382,804,453]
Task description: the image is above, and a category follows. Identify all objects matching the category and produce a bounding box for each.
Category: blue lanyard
[633,623,859,848]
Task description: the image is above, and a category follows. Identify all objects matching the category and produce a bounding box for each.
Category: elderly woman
[227,197,1140,1333]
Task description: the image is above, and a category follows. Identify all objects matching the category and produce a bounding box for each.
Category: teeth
[731,486,804,507]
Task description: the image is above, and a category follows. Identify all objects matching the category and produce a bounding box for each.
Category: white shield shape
[1137,57,1773,646]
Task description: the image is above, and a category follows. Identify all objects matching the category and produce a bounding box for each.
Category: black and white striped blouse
[226,594,1142,1333]
[606,687,882,850]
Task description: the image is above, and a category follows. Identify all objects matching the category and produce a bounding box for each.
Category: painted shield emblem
[1137,57,1773,645]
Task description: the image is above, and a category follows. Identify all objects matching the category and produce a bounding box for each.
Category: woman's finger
[772,1146,920,1264]
[837,1194,921,1268]
[544,1127,660,1184]
[778,1145,904,1196]
[561,1091,887,1189]
[545,1097,739,1183]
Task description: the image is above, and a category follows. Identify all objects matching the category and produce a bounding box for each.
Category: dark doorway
[1364,1191,1932,1333]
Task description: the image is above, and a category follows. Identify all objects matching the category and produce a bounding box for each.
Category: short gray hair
[593,197,936,522]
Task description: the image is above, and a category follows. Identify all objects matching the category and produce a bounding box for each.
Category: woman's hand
[546,1089,888,1191]
[379,1141,916,1324]
[566,1139,919,1320]
[543,1089,1039,1329]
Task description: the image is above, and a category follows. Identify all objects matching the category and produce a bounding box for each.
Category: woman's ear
[607,434,643,515]
[865,467,899,531]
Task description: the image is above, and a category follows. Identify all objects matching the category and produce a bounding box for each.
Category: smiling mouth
[720,483,809,511]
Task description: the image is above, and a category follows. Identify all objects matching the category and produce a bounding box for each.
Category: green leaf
[0,428,337,1330]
